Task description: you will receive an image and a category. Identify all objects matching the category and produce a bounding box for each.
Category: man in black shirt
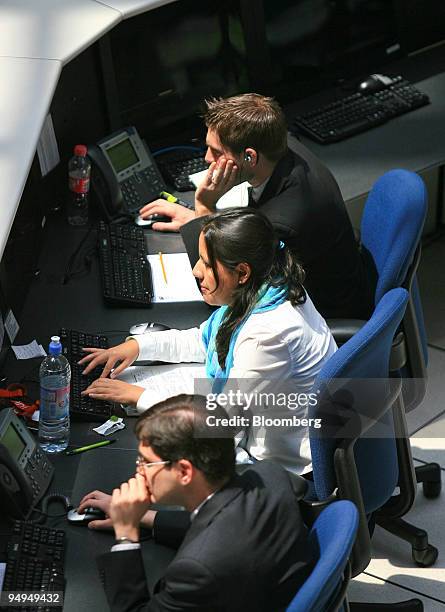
[140,94,375,319]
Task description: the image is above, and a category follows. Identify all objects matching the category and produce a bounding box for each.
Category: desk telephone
[0,409,54,518]
[89,126,167,221]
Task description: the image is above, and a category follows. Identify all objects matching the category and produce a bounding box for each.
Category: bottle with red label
[39,336,71,453]
[67,144,91,226]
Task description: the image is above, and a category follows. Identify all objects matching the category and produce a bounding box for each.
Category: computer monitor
[108,0,250,145]
[253,0,402,102]
[394,0,445,55]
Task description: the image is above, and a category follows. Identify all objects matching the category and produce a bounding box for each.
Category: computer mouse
[358,73,388,94]
[135,214,172,226]
[67,507,107,524]
[129,321,170,335]
[135,216,153,227]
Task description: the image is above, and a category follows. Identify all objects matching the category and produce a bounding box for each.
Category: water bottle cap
[49,335,62,355]
[74,144,87,157]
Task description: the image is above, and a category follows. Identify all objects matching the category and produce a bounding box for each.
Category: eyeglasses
[135,457,171,470]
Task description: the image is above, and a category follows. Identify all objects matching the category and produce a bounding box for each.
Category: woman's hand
[77,490,113,530]
[82,378,145,405]
[195,157,238,215]
[78,339,139,378]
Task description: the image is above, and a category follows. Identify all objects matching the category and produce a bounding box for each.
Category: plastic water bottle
[39,336,71,453]
[67,144,90,226]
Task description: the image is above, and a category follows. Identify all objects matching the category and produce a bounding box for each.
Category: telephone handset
[88,126,167,221]
[0,409,54,519]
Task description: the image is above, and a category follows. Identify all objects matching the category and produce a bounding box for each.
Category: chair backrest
[309,288,409,514]
[360,169,428,404]
[286,500,358,612]
[361,169,427,305]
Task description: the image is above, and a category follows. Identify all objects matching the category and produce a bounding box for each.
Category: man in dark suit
[140,94,375,319]
[92,394,313,611]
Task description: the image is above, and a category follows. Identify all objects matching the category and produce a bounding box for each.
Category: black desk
[2,212,208,610]
[285,44,445,214]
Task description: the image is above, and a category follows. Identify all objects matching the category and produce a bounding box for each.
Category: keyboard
[157,149,208,191]
[1,521,65,611]
[97,221,153,307]
[290,76,430,144]
[60,328,116,422]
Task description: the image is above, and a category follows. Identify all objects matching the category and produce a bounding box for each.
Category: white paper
[118,363,209,410]
[189,169,250,209]
[93,417,125,436]
[4,309,19,343]
[12,340,46,359]
[147,253,203,303]
[37,113,60,176]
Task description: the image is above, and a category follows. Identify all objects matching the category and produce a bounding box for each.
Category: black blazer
[97,461,313,612]
[181,144,376,319]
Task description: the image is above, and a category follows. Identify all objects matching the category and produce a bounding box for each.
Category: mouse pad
[66,448,176,607]
[71,448,137,503]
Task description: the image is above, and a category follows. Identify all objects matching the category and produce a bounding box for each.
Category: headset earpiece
[244,153,252,162]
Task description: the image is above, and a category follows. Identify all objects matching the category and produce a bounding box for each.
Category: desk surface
[2,213,206,610]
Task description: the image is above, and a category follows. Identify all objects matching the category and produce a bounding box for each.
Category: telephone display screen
[107,139,139,174]
[1,424,26,461]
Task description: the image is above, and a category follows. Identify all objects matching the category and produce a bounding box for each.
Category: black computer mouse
[67,507,107,525]
[358,74,387,94]
[129,321,171,335]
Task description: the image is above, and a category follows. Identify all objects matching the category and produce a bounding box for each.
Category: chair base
[415,463,442,498]
[376,516,438,567]
[350,599,423,611]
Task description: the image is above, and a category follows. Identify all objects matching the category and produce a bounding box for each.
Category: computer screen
[394,0,445,55]
[258,0,401,102]
[109,0,249,144]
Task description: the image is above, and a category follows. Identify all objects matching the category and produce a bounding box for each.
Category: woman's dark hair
[135,395,236,485]
[201,208,306,369]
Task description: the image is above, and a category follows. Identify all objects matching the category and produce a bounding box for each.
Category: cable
[62,226,96,285]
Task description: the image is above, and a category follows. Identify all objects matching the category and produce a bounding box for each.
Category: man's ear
[244,148,257,167]
[176,459,194,485]
[236,263,251,286]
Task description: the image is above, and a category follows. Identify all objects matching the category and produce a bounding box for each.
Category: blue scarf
[202,284,288,393]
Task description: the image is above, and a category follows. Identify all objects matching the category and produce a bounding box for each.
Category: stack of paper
[147,252,203,303]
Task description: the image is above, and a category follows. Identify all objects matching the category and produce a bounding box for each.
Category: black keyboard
[60,328,117,422]
[157,149,208,191]
[97,222,153,307]
[1,521,65,611]
[290,76,430,144]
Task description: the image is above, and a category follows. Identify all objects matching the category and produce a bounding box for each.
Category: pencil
[159,251,168,284]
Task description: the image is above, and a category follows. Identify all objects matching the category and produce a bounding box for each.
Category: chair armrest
[327,319,366,346]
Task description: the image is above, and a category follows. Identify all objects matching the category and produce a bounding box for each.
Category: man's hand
[82,378,144,406]
[110,474,152,541]
[77,489,158,531]
[139,199,195,232]
[78,339,139,378]
[77,490,113,530]
[195,157,238,215]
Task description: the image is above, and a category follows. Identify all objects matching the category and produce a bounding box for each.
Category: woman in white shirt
[81,208,336,473]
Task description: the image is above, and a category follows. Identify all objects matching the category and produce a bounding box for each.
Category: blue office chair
[333,169,428,393]
[329,170,440,564]
[286,501,358,612]
[305,288,424,610]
